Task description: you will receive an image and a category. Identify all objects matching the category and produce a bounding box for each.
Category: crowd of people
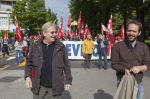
[0,35,40,66]
[0,20,149,99]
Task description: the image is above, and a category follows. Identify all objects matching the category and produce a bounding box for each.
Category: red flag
[77,11,81,30]
[36,34,41,40]
[101,23,115,46]
[84,24,90,39]
[57,28,62,39]
[72,32,75,37]
[4,31,9,41]
[106,34,115,47]
[57,16,64,39]
[101,23,110,34]
[80,21,84,36]
[60,16,63,30]
[15,12,22,42]
[106,14,113,35]
[120,22,125,40]
[75,29,78,36]
[67,15,71,38]
[60,16,64,38]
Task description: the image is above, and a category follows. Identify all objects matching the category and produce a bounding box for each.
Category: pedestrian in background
[111,20,150,99]
[25,22,72,99]
[97,34,108,70]
[2,39,9,57]
[0,37,3,52]
[14,40,23,64]
[8,39,12,52]
[82,34,95,68]
[23,36,29,58]
[18,36,29,66]
[28,36,34,53]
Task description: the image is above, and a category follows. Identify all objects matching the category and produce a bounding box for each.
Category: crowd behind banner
[0,33,122,59]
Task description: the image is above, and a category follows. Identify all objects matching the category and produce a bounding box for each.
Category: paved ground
[0,56,150,99]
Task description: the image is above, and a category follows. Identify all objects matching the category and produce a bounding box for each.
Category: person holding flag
[97,33,108,70]
[14,11,23,65]
[14,40,23,65]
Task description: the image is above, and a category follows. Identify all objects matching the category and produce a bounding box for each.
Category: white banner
[62,41,111,60]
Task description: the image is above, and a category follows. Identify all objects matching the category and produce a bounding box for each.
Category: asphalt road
[0,56,150,99]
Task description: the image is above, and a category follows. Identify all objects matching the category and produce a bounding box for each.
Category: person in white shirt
[23,36,29,58]
[14,40,23,64]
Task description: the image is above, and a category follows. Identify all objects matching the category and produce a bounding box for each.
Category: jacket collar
[36,37,64,56]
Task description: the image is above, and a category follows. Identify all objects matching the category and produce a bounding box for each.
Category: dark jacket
[97,38,108,54]
[25,38,72,95]
[2,42,8,52]
[111,41,150,83]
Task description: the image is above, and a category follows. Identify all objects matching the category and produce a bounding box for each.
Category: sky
[45,0,70,29]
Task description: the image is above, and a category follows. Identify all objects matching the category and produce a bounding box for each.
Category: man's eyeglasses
[47,31,57,34]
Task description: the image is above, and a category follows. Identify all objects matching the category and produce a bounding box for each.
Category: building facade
[0,0,16,32]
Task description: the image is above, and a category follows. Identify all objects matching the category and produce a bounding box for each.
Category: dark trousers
[84,54,92,68]
[3,49,9,57]
[33,86,61,99]
[23,47,28,57]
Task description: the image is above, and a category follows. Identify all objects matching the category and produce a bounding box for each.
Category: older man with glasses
[25,22,72,99]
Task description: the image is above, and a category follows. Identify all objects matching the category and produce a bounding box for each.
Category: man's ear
[43,32,46,37]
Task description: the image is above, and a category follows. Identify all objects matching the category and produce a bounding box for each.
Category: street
[0,55,150,99]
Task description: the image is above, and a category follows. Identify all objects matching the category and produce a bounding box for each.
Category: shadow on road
[61,90,72,99]
[0,76,20,82]
[94,89,113,99]
[92,61,99,67]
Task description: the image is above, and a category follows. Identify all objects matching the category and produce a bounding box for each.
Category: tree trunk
[123,9,127,40]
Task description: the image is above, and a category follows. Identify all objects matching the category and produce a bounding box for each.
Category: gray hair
[41,22,57,33]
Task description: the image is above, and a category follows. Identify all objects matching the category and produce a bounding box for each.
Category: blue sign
[13,29,16,32]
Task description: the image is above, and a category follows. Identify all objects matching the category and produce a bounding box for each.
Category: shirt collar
[125,40,138,52]
[41,37,55,46]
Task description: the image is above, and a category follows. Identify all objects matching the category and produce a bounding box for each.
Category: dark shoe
[104,67,107,70]
[98,65,102,69]
[87,66,90,69]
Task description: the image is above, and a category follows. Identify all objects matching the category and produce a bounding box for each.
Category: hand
[65,84,71,91]
[25,77,32,89]
[125,69,130,75]
[130,66,141,74]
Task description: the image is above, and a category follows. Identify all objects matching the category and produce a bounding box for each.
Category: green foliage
[113,13,123,36]
[0,30,15,39]
[69,0,149,38]
[145,40,150,48]
[69,0,116,35]
[10,0,57,34]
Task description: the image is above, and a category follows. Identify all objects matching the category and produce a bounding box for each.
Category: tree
[69,0,117,35]
[10,0,58,35]
[69,0,149,40]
